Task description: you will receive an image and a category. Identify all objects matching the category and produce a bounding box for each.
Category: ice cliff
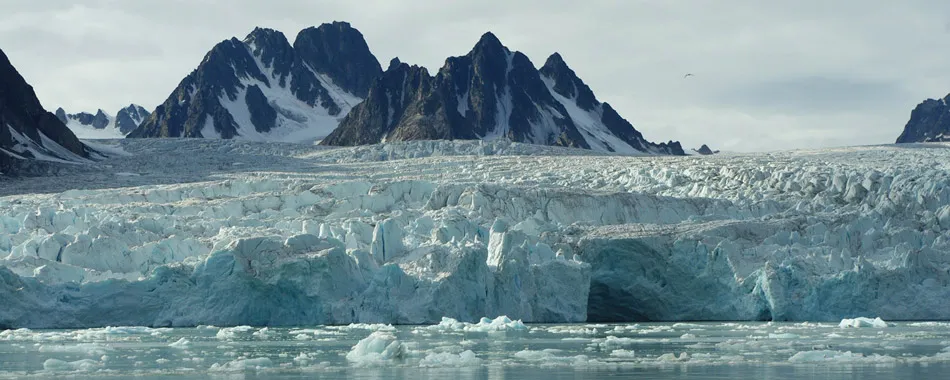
[1,139,950,327]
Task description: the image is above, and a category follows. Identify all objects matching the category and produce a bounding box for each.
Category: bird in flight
[683,73,695,79]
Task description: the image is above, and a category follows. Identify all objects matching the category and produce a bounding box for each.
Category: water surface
[1,321,949,379]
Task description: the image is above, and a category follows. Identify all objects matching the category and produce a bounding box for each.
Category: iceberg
[2,139,950,327]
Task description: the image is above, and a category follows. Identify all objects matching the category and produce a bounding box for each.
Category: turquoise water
[1,321,949,379]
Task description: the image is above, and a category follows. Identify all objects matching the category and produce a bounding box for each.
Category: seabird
[683,73,695,79]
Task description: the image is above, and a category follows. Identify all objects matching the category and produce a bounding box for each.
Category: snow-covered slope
[2,140,950,327]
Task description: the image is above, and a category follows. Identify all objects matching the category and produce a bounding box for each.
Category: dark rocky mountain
[322,32,684,155]
[128,22,381,143]
[896,95,950,143]
[54,104,149,138]
[114,104,150,134]
[693,144,719,155]
[0,47,92,175]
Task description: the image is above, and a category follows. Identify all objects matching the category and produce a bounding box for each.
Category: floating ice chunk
[425,316,528,333]
[209,357,274,372]
[610,349,636,358]
[169,338,191,349]
[252,327,275,339]
[419,350,481,367]
[471,316,528,332]
[839,317,889,328]
[346,331,406,364]
[343,323,396,332]
[656,352,690,362]
[42,358,102,372]
[513,349,594,366]
[216,326,254,340]
[788,350,897,363]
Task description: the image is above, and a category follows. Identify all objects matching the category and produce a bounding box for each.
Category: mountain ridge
[322,31,684,155]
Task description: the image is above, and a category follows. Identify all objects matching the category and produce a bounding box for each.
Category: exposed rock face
[128,22,381,143]
[114,104,150,134]
[0,48,91,175]
[896,95,950,143]
[694,144,719,155]
[322,33,684,155]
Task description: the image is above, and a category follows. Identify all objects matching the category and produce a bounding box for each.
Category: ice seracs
[2,139,950,327]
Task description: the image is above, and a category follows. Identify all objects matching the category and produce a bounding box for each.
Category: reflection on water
[1,321,949,379]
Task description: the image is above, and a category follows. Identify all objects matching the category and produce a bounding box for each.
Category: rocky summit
[896,95,950,143]
[127,22,381,143]
[322,32,684,155]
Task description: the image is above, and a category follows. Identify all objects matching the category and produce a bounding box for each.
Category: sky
[2,0,950,152]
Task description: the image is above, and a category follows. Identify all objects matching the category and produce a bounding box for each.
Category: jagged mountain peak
[129,23,382,143]
[56,104,150,138]
[474,31,506,52]
[540,52,598,111]
[323,32,684,155]
[388,57,402,71]
[293,22,382,98]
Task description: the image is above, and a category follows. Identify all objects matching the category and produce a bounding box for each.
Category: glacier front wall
[1,140,950,328]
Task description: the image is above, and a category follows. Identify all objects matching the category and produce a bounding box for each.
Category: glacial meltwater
[2,319,949,379]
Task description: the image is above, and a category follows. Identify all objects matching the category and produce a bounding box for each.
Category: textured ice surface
[2,139,950,327]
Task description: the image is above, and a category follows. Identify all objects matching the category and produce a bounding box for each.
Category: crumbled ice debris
[656,352,690,362]
[37,343,113,356]
[610,349,636,358]
[169,338,190,348]
[418,350,481,367]
[769,333,800,339]
[839,317,889,328]
[513,349,594,366]
[342,323,396,332]
[42,358,103,372]
[424,316,528,333]
[546,326,598,335]
[788,350,897,363]
[209,357,274,372]
[216,326,254,340]
[346,331,406,364]
[252,327,275,339]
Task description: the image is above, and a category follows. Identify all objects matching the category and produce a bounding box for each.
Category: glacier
[1,139,950,328]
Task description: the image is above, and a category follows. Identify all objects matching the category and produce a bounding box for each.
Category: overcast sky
[2,0,950,152]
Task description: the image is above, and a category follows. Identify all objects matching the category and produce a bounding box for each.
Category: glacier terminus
[2,139,950,328]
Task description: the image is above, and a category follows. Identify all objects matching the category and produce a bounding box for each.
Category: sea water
[1,321,949,379]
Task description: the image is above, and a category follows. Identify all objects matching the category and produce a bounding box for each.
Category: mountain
[321,33,684,155]
[896,95,950,143]
[55,104,149,139]
[0,48,92,175]
[127,22,381,143]
[693,144,719,155]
